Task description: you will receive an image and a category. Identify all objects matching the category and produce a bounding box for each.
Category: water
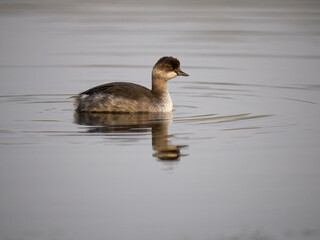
[1,0,320,239]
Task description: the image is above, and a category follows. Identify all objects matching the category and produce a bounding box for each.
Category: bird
[74,56,189,113]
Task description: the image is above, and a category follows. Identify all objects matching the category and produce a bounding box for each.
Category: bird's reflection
[74,112,187,161]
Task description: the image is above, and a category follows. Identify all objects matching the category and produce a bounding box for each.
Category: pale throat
[151,69,176,95]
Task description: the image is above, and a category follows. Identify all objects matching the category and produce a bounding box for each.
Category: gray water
[1,0,320,239]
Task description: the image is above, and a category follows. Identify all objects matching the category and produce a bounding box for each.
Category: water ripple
[174,113,272,125]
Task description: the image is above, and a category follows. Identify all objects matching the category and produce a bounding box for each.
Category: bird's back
[75,82,157,112]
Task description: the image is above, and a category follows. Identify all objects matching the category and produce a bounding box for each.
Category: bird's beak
[176,69,189,76]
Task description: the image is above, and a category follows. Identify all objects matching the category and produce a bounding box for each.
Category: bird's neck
[151,75,169,97]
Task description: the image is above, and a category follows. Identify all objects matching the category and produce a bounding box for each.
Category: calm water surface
[1,0,320,239]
